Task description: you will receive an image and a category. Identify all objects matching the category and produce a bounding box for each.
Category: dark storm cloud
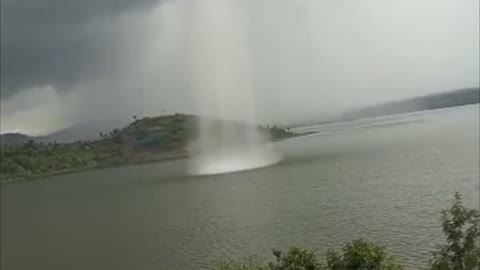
[0,0,162,98]
[1,0,478,134]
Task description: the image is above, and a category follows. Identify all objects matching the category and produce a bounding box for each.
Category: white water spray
[186,0,281,175]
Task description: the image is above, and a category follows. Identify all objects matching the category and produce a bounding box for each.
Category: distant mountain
[341,87,480,120]
[0,133,32,145]
[36,119,130,144]
[1,119,130,145]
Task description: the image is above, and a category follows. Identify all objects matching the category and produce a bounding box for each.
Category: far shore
[1,131,316,185]
[0,151,189,185]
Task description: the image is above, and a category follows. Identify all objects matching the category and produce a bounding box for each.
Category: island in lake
[0,114,295,183]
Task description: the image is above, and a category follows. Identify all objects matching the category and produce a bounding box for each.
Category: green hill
[0,114,294,183]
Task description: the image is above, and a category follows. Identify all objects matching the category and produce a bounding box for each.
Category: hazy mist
[1,0,479,135]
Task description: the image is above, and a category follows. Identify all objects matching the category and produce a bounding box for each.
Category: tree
[268,246,323,270]
[430,192,480,270]
[212,256,266,270]
[213,241,402,270]
[326,239,402,270]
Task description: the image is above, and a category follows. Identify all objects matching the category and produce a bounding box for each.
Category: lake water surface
[1,105,479,270]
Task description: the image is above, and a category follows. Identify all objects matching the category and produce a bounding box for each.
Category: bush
[430,192,480,270]
[268,246,323,270]
[212,192,480,270]
[212,256,266,270]
[213,241,400,270]
[326,239,402,270]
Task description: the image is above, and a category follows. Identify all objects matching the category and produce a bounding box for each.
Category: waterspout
[186,0,281,175]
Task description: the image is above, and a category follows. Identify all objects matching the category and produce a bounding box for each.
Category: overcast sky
[1,0,479,135]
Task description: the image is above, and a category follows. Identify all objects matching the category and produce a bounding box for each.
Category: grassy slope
[0,114,295,183]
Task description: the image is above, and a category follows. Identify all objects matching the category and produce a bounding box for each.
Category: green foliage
[325,239,402,270]
[213,241,400,270]
[1,114,294,182]
[430,192,480,270]
[268,246,323,270]
[214,194,480,270]
[1,141,100,181]
[213,256,266,270]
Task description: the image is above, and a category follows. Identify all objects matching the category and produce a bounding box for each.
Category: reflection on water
[1,105,479,270]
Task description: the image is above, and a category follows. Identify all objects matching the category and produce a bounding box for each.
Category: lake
[1,105,479,270]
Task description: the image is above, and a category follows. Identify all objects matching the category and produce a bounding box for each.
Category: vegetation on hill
[212,192,479,270]
[0,114,295,183]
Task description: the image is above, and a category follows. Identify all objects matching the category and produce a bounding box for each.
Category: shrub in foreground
[213,240,400,270]
[213,193,479,270]
[269,246,323,270]
[211,256,266,270]
[429,192,480,270]
[326,239,402,270]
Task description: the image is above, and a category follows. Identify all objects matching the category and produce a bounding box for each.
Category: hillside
[0,114,294,183]
[342,87,480,120]
[36,119,130,144]
[0,133,32,145]
[0,119,130,146]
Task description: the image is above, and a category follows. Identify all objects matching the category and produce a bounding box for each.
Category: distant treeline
[342,87,479,120]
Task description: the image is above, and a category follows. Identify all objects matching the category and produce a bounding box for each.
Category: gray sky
[1,0,479,134]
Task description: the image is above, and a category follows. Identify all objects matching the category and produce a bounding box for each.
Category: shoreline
[0,152,189,185]
[0,132,315,185]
